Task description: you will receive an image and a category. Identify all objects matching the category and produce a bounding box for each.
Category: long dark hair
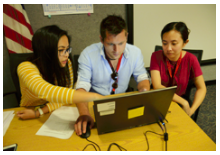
[161,22,190,43]
[29,25,72,87]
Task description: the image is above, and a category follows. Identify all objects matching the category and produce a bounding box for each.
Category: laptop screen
[93,86,177,135]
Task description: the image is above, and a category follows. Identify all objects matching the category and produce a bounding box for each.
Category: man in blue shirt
[74,15,150,136]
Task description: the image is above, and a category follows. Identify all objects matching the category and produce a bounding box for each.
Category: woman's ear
[183,39,189,48]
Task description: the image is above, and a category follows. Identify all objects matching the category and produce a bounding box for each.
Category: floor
[191,84,216,143]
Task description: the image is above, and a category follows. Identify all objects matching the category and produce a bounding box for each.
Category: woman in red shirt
[150,22,206,117]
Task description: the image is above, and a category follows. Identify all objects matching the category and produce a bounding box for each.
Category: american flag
[3,4,33,54]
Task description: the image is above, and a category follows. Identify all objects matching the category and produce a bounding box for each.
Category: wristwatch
[35,106,44,117]
[38,108,44,117]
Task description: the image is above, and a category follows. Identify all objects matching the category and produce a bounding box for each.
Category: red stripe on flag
[3,4,33,35]
[8,49,17,54]
[4,25,33,51]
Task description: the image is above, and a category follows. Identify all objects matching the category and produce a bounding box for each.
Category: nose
[167,44,172,51]
[113,45,119,52]
[64,51,69,57]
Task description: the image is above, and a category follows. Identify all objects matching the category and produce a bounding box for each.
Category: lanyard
[104,52,123,93]
[166,51,182,78]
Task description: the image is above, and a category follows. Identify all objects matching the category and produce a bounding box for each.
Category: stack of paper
[36,106,79,139]
[3,111,15,136]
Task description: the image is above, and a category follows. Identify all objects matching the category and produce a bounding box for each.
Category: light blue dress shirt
[75,42,150,95]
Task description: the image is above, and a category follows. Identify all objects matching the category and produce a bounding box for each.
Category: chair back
[72,54,79,84]
[9,53,34,103]
[154,45,203,63]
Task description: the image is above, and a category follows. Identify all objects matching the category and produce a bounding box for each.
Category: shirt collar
[99,42,129,59]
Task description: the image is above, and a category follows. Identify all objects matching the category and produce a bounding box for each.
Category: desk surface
[3,94,216,151]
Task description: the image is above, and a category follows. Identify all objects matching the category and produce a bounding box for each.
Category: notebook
[93,86,177,134]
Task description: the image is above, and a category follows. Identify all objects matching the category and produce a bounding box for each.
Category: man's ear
[99,35,103,44]
[126,32,129,40]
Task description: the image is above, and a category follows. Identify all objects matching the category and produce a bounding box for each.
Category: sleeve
[150,52,160,71]
[75,50,92,92]
[45,59,75,112]
[17,62,76,105]
[46,102,65,112]
[132,49,149,83]
[189,54,203,79]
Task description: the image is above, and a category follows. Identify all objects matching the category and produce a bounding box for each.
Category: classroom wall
[3,4,126,96]
[23,4,126,55]
[133,4,216,67]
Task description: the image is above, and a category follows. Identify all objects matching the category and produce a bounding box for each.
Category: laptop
[93,86,177,135]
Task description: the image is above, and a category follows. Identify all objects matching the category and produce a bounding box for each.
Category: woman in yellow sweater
[16,25,103,119]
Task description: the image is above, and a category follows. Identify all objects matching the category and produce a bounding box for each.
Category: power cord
[144,120,168,151]
[107,143,127,151]
[82,138,127,151]
[82,138,101,151]
[144,131,163,151]
[82,118,168,151]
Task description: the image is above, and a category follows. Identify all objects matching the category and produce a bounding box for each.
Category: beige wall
[134,4,216,67]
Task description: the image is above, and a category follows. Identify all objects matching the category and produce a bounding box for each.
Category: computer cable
[82,144,98,151]
[82,138,101,151]
[161,120,168,151]
[107,143,127,151]
[158,117,168,151]
[144,119,168,151]
[143,130,163,151]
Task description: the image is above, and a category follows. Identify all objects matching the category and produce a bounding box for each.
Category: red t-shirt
[150,50,202,96]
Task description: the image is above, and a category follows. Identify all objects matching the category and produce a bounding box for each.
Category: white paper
[3,111,15,136]
[42,4,93,16]
[36,106,79,139]
[97,101,115,112]
[100,110,115,116]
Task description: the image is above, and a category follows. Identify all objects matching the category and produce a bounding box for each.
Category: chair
[9,53,34,105]
[154,45,203,122]
[71,54,79,84]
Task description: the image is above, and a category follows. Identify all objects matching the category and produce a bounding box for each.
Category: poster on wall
[42,4,93,15]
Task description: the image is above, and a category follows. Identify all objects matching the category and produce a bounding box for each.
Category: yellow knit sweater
[17,59,75,112]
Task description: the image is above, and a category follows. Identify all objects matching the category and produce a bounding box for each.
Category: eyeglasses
[111,71,118,94]
[58,47,72,56]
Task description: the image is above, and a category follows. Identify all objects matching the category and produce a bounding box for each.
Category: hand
[138,88,148,92]
[17,109,37,120]
[74,115,94,136]
[182,101,191,116]
[188,109,194,117]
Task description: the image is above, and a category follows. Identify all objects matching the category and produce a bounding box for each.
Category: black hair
[100,14,127,41]
[161,22,190,43]
[29,25,72,87]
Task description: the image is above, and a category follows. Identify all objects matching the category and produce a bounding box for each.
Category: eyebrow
[107,41,125,45]
[58,45,69,49]
[162,40,178,42]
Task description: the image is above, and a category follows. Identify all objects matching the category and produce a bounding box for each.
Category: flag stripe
[5,37,33,54]
[3,14,33,40]
[11,4,31,25]
[4,25,33,51]
[3,4,33,35]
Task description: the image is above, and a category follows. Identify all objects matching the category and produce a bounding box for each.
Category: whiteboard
[133,4,216,67]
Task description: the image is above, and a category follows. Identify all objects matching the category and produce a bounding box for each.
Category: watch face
[38,108,43,116]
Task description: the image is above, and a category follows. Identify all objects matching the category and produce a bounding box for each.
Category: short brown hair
[100,15,127,41]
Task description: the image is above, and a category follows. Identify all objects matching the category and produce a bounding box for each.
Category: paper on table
[36,106,79,139]
[3,111,15,136]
